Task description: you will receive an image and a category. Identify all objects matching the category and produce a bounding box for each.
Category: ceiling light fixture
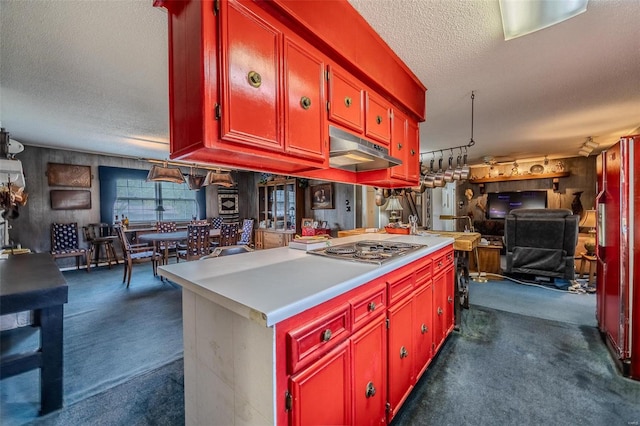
[499,0,588,40]
[578,136,598,157]
[146,161,185,184]
[203,170,235,187]
[186,166,206,190]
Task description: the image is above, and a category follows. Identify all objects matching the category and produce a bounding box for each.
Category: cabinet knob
[300,96,312,110]
[247,70,262,88]
[399,346,408,358]
[344,97,352,107]
[365,381,376,398]
[368,302,376,312]
[421,324,428,334]
[410,149,416,156]
[438,261,443,267]
[448,296,453,304]
[437,307,443,316]
[321,329,332,342]
[397,143,402,150]
[376,115,383,124]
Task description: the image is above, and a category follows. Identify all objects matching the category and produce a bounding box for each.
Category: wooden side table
[579,252,597,286]
[469,242,503,275]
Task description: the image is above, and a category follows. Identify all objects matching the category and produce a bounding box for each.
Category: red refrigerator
[596,134,639,380]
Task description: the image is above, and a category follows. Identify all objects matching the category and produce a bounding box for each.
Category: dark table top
[0,253,68,314]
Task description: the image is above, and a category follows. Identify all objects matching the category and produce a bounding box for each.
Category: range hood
[329,126,402,172]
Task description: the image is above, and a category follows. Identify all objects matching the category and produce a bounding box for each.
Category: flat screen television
[486,190,547,219]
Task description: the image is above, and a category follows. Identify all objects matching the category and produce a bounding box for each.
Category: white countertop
[159,233,453,326]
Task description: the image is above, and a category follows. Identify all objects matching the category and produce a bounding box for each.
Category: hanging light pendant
[146,161,185,184]
[186,166,206,190]
[203,170,235,187]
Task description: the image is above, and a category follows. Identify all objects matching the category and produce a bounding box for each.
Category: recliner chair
[504,208,579,280]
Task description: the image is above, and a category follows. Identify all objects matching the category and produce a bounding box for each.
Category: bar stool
[83,223,119,268]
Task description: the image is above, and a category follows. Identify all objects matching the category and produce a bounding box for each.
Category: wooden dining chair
[82,223,118,268]
[50,222,91,272]
[219,222,239,247]
[237,218,254,247]
[210,216,224,229]
[178,223,212,261]
[156,221,179,264]
[114,225,161,287]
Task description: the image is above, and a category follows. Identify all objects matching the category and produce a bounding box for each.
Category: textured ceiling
[1,0,639,167]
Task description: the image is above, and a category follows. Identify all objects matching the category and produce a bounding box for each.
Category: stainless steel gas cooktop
[307,240,426,265]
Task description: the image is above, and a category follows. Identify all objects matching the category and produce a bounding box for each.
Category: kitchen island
[159,233,454,425]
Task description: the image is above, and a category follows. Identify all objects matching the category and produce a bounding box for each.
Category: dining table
[138,229,222,265]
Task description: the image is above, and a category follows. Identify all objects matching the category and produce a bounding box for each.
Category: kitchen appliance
[308,240,426,265]
[596,134,639,380]
[328,126,402,172]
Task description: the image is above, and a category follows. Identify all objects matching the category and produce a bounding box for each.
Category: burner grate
[325,246,357,255]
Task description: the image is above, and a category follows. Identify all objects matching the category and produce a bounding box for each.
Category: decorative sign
[50,190,92,210]
[218,193,238,214]
[47,163,92,188]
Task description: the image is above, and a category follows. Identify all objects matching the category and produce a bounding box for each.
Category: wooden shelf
[469,171,570,184]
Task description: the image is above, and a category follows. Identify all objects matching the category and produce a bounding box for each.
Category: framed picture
[50,190,91,210]
[47,163,92,188]
[218,194,238,214]
[301,218,314,228]
[311,183,334,210]
[320,221,328,229]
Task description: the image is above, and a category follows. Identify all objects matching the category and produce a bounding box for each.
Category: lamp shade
[0,158,26,189]
[146,164,185,184]
[186,174,206,190]
[579,209,597,229]
[385,196,403,212]
[203,170,235,187]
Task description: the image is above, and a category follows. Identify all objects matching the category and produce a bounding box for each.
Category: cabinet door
[284,35,327,163]
[390,109,408,180]
[352,315,387,426]
[390,109,419,182]
[433,270,448,351]
[405,119,420,182]
[387,294,414,420]
[365,91,391,146]
[327,65,364,132]
[413,283,433,380]
[289,341,351,426]
[219,0,283,150]
[444,265,455,335]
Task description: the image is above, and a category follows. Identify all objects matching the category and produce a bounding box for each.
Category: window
[114,179,198,223]
[98,166,206,225]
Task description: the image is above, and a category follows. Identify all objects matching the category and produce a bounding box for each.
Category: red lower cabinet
[289,341,352,425]
[386,293,414,421]
[352,315,387,425]
[413,282,434,379]
[280,244,455,425]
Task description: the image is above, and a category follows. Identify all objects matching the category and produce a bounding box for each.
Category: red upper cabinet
[283,35,327,164]
[327,65,364,133]
[390,109,420,183]
[365,91,391,146]
[219,0,282,150]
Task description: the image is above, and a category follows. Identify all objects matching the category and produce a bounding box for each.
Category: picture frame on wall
[310,183,334,210]
[47,163,92,188]
[218,194,238,214]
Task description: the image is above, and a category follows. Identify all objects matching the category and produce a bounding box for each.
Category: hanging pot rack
[419,91,476,162]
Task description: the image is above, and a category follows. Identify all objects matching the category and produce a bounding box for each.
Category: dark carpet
[1,263,183,426]
[3,266,639,426]
[392,305,640,425]
[32,358,184,426]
